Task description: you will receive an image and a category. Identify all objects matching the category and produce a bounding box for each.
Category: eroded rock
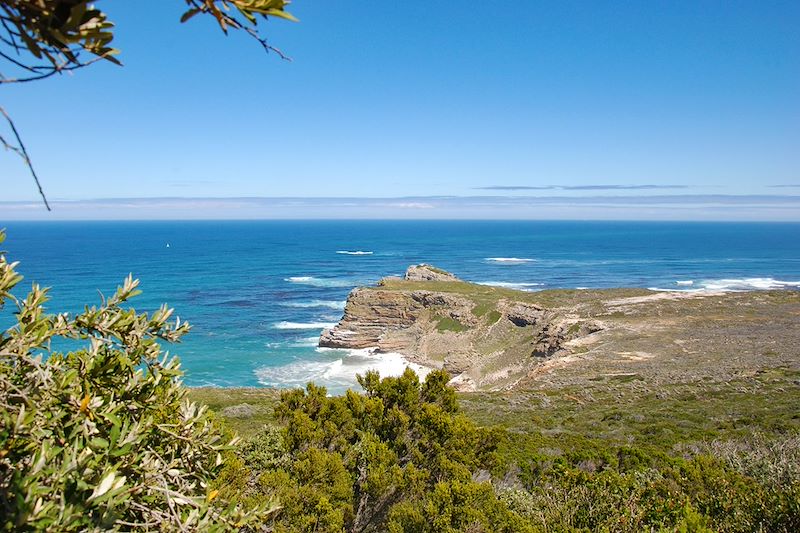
[318,265,604,390]
[404,264,461,282]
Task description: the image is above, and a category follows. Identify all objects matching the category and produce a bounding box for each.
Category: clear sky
[2,1,799,219]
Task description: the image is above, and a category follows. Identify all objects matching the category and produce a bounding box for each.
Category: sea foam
[699,277,800,291]
[649,277,800,292]
[285,276,356,288]
[289,336,322,348]
[336,250,374,255]
[273,321,337,330]
[476,281,544,291]
[254,347,431,393]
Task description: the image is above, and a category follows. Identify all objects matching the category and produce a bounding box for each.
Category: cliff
[320,265,800,393]
[320,265,603,390]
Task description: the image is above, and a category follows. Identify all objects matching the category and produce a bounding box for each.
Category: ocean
[2,220,798,393]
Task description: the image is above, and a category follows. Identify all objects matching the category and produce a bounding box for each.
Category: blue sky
[2,1,799,219]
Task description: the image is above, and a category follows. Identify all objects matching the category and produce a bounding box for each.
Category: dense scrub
[498,441,800,532]
[199,371,800,532]
[215,369,528,532]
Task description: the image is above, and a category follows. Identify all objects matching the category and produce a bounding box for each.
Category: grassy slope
[191,387,282,437]
[461,368,800,464]
[189,286,800,468]
[375,278,650,311]
[189,368,800,458]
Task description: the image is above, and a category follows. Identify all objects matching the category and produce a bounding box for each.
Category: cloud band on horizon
[2,194,799,221]
[474,184,690,191]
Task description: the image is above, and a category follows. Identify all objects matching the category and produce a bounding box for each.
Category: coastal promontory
[320,264,800,392]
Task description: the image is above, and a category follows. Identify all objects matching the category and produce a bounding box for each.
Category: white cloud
[384,202,435,209]
[2,195,799,221]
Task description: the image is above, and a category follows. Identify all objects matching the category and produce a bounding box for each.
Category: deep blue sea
[2,221,799,392]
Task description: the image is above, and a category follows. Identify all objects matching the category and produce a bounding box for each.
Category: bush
[506,442,800,532]
[0,231,270,531]
[218,368,524,532]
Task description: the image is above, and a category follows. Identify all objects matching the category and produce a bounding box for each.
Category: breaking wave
[476,281,544,291]
[336,250,374,255]
[254,347,432,393]
[699,277,800,291]
[485,257,536,264]
[289,336,321,347]
[273,321,337,330]
[649,277,800,292]
[285,276,357,288]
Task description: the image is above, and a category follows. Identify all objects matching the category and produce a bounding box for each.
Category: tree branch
[245,26,291,61]
[0,106,50,211]
[0,53,110,84]
[0,0,295,212]
[183,0,294,61]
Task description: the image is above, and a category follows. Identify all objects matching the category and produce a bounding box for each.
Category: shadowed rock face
[318,287,426,349]
[319,265,604,391]
[498,301,547,327]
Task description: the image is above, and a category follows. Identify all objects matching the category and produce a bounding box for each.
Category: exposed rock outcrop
[404,264,461,282]
[319,288,425,349]
[497,301,549,327]
[319,265,604,391]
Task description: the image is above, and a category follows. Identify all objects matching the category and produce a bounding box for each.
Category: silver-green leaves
[0,230,273,531]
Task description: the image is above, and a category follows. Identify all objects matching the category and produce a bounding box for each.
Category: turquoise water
[2,221,799,392]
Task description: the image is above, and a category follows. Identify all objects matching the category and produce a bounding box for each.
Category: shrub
[0,231,270,531]
[435,316,468,333]
[218,368,523,532]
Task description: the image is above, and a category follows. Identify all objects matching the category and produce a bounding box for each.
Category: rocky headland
[321,264,800,392]
[320,265,605,390]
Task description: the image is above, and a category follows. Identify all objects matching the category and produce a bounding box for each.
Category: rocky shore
[320,264,800,392]
[320,265,604,390]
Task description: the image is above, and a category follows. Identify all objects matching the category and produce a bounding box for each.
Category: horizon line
[3,194,800,222]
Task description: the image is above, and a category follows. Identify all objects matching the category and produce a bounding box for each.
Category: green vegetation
[186,270,800,531]
[422,265,451,275]
[377,277,651,313]
[192,365,800,532]
[471,301,494,317]
[459,369,800,531]
[4,238,799,531]
[190,387,282,437]
[435,315,469,333]
[375,277,656,335]
[0,232,272,531]
[486,309,502,320]
[470,303,502,326]
[1,1,294,78]
[213,370,527,532]
[460,368,800,466]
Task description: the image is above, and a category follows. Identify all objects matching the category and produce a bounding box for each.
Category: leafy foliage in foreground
[216,369,529,532]
[0,231,271,531]
[0,0,296,79]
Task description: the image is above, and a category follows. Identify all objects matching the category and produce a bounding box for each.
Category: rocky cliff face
[319,265,603,391]
[318,287,426,350]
